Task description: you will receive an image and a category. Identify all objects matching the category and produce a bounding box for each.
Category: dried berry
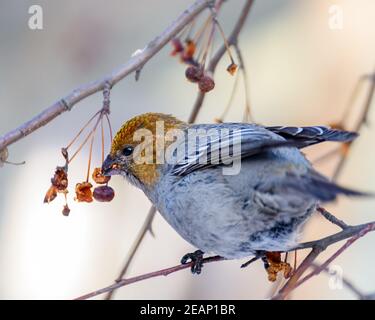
[264,252,292,282]
[183,39,196,59]
[170,38,184,56]
[44,186,58,203]
[51,167,68,191]
[93,185,115,202]
[227,62,238,75]
[328,122,346,131]
[62,205,70,216]
[75,182,93,203]
[92,167,111,184]
[198,75,215,93]
[185,66,203,83]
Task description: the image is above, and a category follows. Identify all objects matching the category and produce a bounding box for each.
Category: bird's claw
[181,250,204,274]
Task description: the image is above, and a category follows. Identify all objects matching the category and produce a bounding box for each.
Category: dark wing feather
[266,126,358,148]
[170,125,300,176]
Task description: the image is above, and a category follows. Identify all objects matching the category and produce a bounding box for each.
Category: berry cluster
[44,85,115,216]
[170,4,237,93]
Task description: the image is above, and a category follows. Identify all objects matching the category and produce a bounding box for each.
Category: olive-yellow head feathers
[103,113,186,187]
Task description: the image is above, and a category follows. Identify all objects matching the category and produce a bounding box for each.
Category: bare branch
[75,255,224,300]
[0,0,213,152]
[272,221,375,300]
[332,71,374,181]
[75,218,375,300]
[296,223,375,288]
[317,206,348,230]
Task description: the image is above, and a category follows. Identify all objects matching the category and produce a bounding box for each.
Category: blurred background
[0,0,375,299]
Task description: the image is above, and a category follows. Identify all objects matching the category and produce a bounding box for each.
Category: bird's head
[102,112,186,188]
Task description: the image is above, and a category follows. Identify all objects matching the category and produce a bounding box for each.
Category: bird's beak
[102,155,122,176]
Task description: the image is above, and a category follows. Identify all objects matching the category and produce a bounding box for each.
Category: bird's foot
[181,250,204,275]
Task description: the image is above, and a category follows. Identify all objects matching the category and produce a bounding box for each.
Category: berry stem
[214,18,235,64]
[201,16,216,67]
[105,113,113,143]
[68,116,101,164]
[86,126,96,183]
[66,111,100,150]
[193,15,212,46]
[100,116,105,164]
[218,68,240,121]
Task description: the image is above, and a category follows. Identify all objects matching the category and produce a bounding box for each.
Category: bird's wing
[265,125,358,148]
[170,124,300,176]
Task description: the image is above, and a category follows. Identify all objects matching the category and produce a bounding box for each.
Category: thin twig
[295,223,375,289]
[104,206,156,300]
[317,206,348,230]
[75,255,225,300]
[271,221,375,299]
[234,44,253,122]
[332,71,374,181]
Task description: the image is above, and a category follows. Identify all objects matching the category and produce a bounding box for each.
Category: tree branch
[75,218,375,300]
[316,206,348,230]
[273,222,375,300]
[0,0,213,152]
[75,255,224,300]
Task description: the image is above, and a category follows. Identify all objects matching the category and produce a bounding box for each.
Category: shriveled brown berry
[62,205,70,216]
[44,186,58,203]
[185,66,203,83]
[93,185,115,202]
[198,76,215,93]
[328,122,346,131]
[227,62,238,75]
[184,39,196,59]
[170,38,184,56]
[75,182,93,203]
[51,167,68,191]
[92,167,111,184]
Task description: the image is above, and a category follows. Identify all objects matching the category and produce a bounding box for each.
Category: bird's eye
[122,146,134,157]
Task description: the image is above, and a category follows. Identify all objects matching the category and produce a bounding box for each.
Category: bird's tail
[284,171,372,202]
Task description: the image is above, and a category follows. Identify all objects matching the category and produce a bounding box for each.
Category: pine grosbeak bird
[102,113,363,274]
